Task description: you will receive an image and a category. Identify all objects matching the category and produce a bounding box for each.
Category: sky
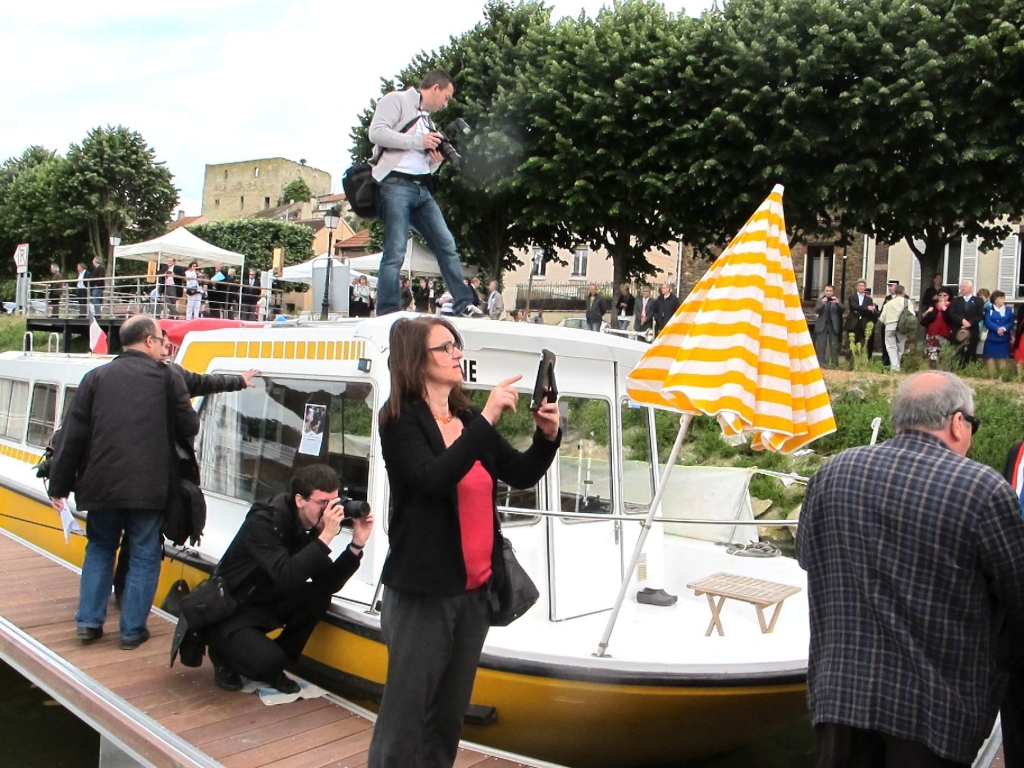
[1,0,713,219]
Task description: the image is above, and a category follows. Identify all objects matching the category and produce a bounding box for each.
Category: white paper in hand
[58,498,85,543]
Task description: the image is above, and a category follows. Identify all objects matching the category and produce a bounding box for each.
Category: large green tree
[831,0,1024,279]
[514,0,688,284]
[280,178,312,205]
[64,126,178,263]
[187,219,315,273]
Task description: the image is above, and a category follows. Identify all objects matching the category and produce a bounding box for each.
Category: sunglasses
[952,409,980,435]
[427,340,463,356]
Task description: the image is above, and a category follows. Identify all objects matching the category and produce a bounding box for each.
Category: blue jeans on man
[76,508,163,643]
[89,288,103,318]
[377,176,475,316]
[588,322,603,332]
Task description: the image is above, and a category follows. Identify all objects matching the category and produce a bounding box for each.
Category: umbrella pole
[595,413,693,658]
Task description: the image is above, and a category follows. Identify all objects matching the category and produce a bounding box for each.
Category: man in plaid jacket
[797,371,1024,767]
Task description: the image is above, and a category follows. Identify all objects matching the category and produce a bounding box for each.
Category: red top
[457,461,494,590]
[925,310,952,340]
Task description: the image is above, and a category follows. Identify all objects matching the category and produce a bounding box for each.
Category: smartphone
[529,349,558,412]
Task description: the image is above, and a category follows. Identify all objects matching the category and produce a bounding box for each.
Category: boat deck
[0,530,551,768]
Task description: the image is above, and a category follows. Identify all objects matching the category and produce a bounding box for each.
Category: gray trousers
[367,586,490,768]
[815,330,840,367]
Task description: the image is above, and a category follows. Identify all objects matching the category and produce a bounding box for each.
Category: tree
[0,148,85,276]
[350,0,560,282]
[831,0,1024,280]
[514,1,689,284]
[63,126,178,263]
[187,219,315,273]
[280,178,312,205]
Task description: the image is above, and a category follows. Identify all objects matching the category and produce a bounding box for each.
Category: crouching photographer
[201,464,373,693]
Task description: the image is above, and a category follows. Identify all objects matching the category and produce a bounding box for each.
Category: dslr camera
[434,118,471,167]
[335,494,371,520]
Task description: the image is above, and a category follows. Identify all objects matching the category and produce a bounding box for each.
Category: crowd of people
[815,275,1024,374]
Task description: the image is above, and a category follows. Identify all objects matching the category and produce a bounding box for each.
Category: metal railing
[514,281,675,312]
[27,276,289,321]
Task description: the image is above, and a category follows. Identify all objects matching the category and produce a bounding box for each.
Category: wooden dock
[0,530,553,768]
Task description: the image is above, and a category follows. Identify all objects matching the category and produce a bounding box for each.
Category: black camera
[33,446,54,479]
[337,495,371,520]
[435,118,471,167]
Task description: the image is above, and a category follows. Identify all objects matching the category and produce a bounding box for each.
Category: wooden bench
[686,572,801,637]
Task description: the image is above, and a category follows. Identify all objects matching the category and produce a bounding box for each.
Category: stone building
[201,158,331,222]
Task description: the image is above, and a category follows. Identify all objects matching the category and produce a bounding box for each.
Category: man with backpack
[878,284,915,372]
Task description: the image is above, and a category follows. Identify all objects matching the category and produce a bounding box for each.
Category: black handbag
[488,537,539,627]
[179,575,237,630]
[342,115,424,220]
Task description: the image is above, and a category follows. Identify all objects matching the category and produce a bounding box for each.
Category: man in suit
[159,259,185,317]
[634,285,654,341]
[946,279,985,368]
[653,282,681,337]
[486,280,504,321]
[814,285,842,367]
[797,371,1024,767]
[241,269,260,320]
[845,279,879,358]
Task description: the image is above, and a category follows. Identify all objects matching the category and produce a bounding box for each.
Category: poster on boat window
[298,403,327,457]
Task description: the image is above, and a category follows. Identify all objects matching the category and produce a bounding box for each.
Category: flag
[89,316,108,354]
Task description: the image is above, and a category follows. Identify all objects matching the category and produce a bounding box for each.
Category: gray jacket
[487,290,505,321]
[368,88,441,182]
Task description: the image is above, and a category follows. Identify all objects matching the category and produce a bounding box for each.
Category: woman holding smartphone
[368,316,560,768]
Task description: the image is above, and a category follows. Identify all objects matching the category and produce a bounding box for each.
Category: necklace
[433,411,453,425]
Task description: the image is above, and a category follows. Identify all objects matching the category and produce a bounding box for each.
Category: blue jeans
[588,321,603,332]
[89,287,103,317]
[378,177,474,316]
[77,509,163,641]
[618,318,630,331]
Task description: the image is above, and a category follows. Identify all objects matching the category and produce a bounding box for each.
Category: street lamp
[320,210,340,320]
[108,231,121,269]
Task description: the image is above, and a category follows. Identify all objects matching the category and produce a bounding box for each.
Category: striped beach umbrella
[626,184,835,454]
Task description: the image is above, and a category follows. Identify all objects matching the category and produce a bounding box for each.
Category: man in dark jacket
[653,282,681,337]
[111,359,260,606]
[240,269,260,320]
[814,285,843,368]
[159,259,185,317]
[945,278,986,368]
[48,315,200,649]
[634,285,654,340]
[615,284,636,331]
[205,464,374,693]
[585,283,608,332]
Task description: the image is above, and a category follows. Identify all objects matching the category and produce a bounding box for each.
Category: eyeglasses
[306,496,334,510]
[428,340,463,356]
[952,409,981,435]
[149,334,168,345]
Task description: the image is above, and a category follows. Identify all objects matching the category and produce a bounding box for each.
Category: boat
[0,315,810,767]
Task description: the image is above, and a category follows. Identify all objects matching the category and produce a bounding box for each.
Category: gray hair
[891,371,974,432]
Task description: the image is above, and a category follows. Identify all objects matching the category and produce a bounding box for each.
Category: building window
[240,195,244,209]
[0,378,29,441]
[264,197,271,210]
[254,166,260,178]
[803,245,834,301]
[943,240,962,285]
[572,247,588,277]
[531,246,547,277]
[214,198,220,207]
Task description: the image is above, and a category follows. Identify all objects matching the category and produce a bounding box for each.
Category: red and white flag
[89,317,108,354]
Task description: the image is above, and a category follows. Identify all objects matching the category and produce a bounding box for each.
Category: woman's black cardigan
[379,400,560,597]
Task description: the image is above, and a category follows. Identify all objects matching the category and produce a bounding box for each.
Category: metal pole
[675,237,684,298]
[595,412,693,658]
[320,231,334,321]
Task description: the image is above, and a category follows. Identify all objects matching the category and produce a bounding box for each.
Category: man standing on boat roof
[797,371,1024,767]
[48,315,200,650]
[368,70,484,319]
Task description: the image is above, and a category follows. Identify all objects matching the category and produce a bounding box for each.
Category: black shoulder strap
[399,115,423,134]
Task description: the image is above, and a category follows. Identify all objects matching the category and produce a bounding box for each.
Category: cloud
[2,0,712,218]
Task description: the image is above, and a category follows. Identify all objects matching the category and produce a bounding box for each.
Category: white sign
[13,243,28,273]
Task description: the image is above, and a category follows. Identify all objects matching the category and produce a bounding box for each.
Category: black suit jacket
[653,293,681,335]
[159,265,186,297]
[845,291,878,331]
[380,401,559,596]
[946,295,985,339]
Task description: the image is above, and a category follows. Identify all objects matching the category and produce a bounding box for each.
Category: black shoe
[77,626,103,642]
[270,673,300,695]
[214,664,243,692]
[120,628,150,650]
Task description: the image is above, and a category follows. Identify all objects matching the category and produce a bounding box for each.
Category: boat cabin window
[466,389,541,526]
[620,401,655,512]
[60,387,77,427]
[558,396,612,517]
[0,378,29,441]
[196,376,375,504]
[26,382,60,448]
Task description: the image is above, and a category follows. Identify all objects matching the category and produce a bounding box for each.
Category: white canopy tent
[281,254,377,288]
[347,238,473,279]
[111,227,246,277]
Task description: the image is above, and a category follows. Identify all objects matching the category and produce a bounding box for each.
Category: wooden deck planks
[0,531,532,768]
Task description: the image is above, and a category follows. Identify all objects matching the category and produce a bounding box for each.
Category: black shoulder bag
[488,536,540,627]
[342,115,423,219]
[161,366,207,547]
